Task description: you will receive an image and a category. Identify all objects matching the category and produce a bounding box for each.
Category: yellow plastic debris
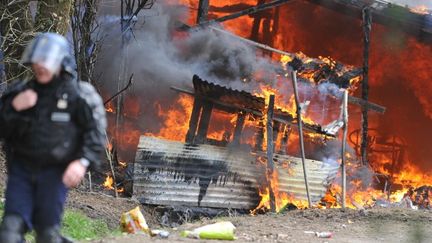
[181,221,236,240]
[120,206,150,234]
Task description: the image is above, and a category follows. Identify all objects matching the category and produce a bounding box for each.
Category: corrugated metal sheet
[272,154,339,202]
[133,136,339,209]
[193,75,265,114]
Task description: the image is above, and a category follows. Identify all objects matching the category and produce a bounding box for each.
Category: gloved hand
[12,89,38,111]
[62,160,87,188]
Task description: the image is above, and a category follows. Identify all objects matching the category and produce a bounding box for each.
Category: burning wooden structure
[100,0,432,211]
[133,76,339,210]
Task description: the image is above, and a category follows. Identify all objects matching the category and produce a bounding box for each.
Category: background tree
[0,0,74,83]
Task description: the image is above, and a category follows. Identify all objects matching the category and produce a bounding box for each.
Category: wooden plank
[197,0,210,24]
[195,101,213,144]
[186,98,203,143]
[291,71,312,208]
[348,95,385,114]
[361,6,372,166]
[266,95,276,212]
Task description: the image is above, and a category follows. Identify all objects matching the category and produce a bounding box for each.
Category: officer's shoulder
[76,81,103,107]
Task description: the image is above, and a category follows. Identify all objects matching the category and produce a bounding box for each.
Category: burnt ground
[90,208,432,243]
[0,155,431,242]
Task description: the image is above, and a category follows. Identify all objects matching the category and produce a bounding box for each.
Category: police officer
[0,33,106,243]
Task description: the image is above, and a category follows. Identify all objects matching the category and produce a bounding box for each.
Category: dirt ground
[1,155,431,243]
[89,207,432,243]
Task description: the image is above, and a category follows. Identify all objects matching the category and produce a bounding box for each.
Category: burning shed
[132,75,339,210]
[98,0,432,211]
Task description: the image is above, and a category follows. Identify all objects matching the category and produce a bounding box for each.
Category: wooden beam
[186,98,203,143]
[197,0,210,24]
[291,70,312,208]
[210,26,295,58]
[266,95,277,212]
[195,101,213,144]
[361,6,372,166]
[348,95,385,114]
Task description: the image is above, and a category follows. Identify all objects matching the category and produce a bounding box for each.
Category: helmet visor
[21,35,67,74]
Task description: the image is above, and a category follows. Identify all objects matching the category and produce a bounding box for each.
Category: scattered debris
[120,207,150,235]
[151,229,170,238]
[304,231,333,238]
[316,232,333,238]
[181,221,236,240]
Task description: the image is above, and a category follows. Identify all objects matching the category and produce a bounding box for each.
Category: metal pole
[266,95,276,212]
[341,90,349,208]
[291,71,312,208]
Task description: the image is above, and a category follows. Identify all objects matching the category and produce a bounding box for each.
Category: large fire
[105,0,432,210]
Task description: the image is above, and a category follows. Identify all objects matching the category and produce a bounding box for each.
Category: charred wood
[209,4,254,13]
[361,6,372,166]
[188,0,294,30]
[232,112,246,146]
[186,99,203,143]
[195,101,213,144]
[197,0,209,24]
[255,120,265,151]
[266,95,276,212]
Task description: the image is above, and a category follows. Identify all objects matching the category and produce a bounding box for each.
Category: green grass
[61,210,115,241]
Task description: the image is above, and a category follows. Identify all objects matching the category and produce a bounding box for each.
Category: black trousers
[3,161,68,232]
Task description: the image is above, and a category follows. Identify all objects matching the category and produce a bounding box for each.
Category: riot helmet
[21,33,75,75]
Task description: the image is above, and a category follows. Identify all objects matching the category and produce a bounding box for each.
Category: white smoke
[386,0,432,9]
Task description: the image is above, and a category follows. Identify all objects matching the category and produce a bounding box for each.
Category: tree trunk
[0,0,74,82]
[0,0,33,82]
[35,0,74,35]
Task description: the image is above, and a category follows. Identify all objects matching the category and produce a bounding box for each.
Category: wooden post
[291,71,312,208]
[341,90,349,208]
[250,0,265,41]
[195,101,213,144]
[266,95,277,212]
[361,6,372,166]
[186,98,203,143]
[232,112,246,145]
[197,0,210,24]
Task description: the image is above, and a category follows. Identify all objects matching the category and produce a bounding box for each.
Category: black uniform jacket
[0,74,106,169]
